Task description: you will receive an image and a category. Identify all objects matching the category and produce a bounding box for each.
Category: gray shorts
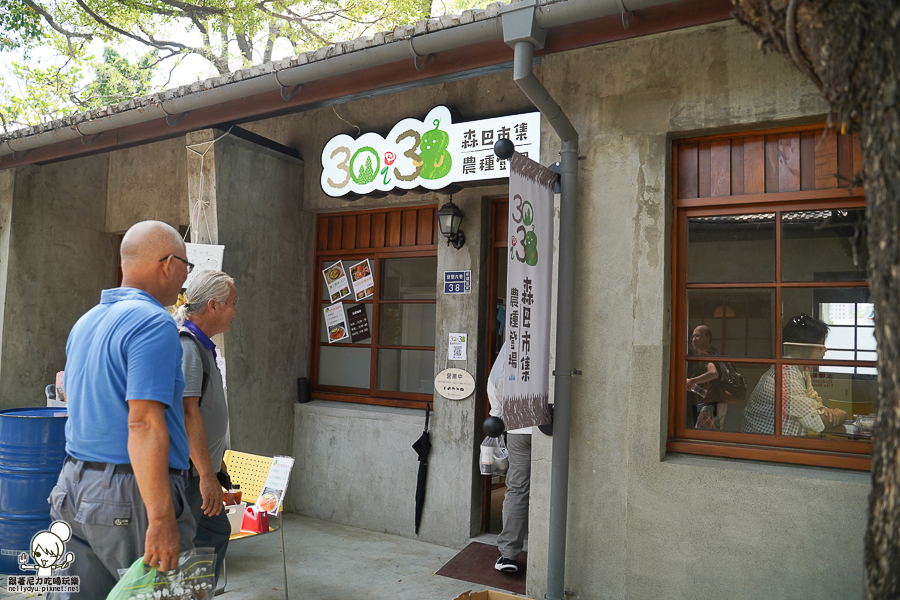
[47,458,195,599]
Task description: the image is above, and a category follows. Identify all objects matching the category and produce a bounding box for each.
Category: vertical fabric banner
[504,152,556,430]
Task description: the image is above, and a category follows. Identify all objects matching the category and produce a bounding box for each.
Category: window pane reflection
[685,361,771,433]
[379,304,436,346]
[318,346,371,388]
[377,349,435,394]
[687,214,775,283]
[382,257,437,300]
[687,290,775,358]
[782,209,868,282]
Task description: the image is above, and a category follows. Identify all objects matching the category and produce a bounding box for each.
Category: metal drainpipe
[506,25,579,600]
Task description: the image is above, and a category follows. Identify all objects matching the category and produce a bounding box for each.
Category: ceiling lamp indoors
[436,197,466,250]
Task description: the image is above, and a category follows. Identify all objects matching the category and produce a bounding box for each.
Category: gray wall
[202,132,312,458]
[0,157,117,409]
[525,21,869,600]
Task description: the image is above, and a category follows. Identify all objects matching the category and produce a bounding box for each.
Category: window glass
[377,349,435,394]
[687,289,775,358]
[687,214,775,283]
[781,288,875,366]
[782,209,868,282]
[319,303,372,344]
[685,360,772,433]
[774,365,877,440]
[381,257,438,300]
[318,346,371,388]
[379,304,436,346]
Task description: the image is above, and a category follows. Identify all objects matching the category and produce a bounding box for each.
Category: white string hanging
[184,126,234,242]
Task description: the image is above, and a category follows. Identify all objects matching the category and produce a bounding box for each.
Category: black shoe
[495,556,518,573]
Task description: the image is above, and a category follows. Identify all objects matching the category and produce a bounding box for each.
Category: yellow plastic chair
[218,450,289,599]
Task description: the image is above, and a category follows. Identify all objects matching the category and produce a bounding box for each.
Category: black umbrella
[412,403,432,534]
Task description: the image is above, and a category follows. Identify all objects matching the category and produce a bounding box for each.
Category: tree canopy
[0,0,490,131]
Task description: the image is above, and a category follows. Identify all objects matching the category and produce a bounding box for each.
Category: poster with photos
[349,259,374,300]
[322,262,351,303]
[324,303,349,343]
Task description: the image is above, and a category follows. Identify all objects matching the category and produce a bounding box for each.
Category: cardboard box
[453,591,529,600]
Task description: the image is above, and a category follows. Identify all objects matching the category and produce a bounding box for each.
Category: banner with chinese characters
[504,152,556,430]
[321,106,540,197]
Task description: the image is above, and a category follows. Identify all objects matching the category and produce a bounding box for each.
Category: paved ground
[1,514,514,600]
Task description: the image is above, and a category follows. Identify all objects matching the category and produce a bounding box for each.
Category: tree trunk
[731,2,900,598]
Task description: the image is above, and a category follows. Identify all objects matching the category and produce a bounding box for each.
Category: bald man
[48,221,196,599]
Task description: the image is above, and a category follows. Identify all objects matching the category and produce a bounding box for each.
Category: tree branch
[22,0,92,40]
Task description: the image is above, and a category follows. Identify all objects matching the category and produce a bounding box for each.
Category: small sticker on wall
[449,333,467,361]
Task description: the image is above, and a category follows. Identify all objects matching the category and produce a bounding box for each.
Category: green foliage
[0,1,45,52]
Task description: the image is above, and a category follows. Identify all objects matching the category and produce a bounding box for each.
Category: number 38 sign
[320,106,540,198]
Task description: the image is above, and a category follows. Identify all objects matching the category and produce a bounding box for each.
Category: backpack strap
[179,328,211,404]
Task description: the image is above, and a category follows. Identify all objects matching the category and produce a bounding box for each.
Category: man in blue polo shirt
[48,221,196,599]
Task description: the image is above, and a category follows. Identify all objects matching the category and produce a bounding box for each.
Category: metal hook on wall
[616,0,632,29]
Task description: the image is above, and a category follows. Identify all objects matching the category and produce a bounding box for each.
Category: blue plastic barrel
[0,407,67,574]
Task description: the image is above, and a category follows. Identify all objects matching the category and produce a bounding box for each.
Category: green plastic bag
[106,547,216,600]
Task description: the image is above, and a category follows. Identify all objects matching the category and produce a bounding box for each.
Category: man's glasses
[160,254,194,273]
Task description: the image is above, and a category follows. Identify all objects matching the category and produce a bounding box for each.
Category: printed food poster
[258,455,294,515]
[349,259,375,300]
[324,303,349,343]
[322,262,351,303]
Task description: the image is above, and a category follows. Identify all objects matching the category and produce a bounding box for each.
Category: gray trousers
[497,433,531,559]
[186,475,231,588]
[47,459,195,600]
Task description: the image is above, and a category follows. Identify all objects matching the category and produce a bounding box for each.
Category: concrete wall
[199,132,312,458]
[107,137,188,233]
[524,21,869,600]
[0,157,117,408]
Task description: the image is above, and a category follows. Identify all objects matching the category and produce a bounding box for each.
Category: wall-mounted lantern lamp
[436,197,466,250]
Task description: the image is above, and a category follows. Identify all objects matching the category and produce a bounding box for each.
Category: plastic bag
[107,547,216,600]
[479,436,509,476]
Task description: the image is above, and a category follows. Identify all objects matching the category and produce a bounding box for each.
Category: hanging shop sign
[503,152,557,430]
[434,368,476,400]
[320,106,541,197]
[443,270,471,295]
[184,243,225,289]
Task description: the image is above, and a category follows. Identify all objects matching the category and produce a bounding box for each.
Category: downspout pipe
[500,2,577,599]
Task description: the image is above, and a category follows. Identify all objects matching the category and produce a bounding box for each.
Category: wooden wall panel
[730,139,744,196]
[677,143,698,199]
[371,213,386,248]
[778,134,800,193]
[416,208,432,246]
[401,210,417,246]
[386,211,402,247]
[815,130,838,189]
[697,143,711,198]
[710,141,731,197]
[838,132,854,185]
[764,135,780,193]
[494,202,509,244]
[800,132,816,191]
[852,132,863,181]
[357,214,371,249]
[328,216,343,250]
[317,217,330,251]
[342,215,357,250]
[744,136,765,194]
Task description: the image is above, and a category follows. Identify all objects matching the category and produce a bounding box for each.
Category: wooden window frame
[668,123,872,471]
[310,206,438,410]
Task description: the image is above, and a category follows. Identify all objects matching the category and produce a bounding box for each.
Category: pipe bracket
[414,54,434,72]
[552,369,582,377]
[616,0,632,29]
[73,121,103,146]
[165,112,187,127]
[274,70,302,100]
[12,148,33,161]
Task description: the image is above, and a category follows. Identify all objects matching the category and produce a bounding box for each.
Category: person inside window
[686,325,725,429]
[741,314,848,436]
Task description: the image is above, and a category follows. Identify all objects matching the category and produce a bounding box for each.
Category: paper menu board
[184,243,225,289]
[347,303,371,343]
[257,455,295,515]
[349,259,374,301]
[322,262,351,303]
[324,303,349,343]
